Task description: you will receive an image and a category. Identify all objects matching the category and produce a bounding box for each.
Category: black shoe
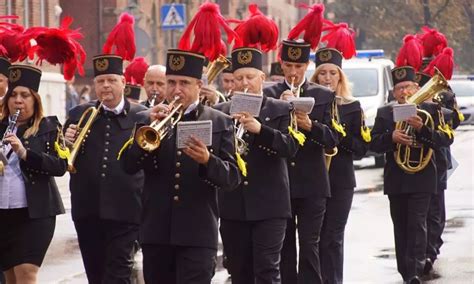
[423,258,434,275]
[408,276,422,284]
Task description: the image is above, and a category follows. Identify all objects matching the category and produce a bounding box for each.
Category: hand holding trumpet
[232,112,261,134]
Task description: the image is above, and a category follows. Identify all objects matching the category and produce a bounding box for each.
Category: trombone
[135,96,183,152]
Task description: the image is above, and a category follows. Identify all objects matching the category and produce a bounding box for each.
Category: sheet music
[393,103,417,122]
[229,92,263,117]
[288,97,315,114]
[176,120,213,149]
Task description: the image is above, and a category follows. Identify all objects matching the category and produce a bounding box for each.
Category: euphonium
[135,96,183,152]
[394,68,448,173]
[0,109,21,175]
[67,102,103,173]
[201,55,231,106]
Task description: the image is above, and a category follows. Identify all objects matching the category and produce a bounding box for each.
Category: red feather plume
[22,16,86,80]
[124,57,149,85]
[423,47,454,80]
[287,3,325,50]
[103,13,136,61]
[0,16,32,62]
[178,2,238,61]
[0,44,7,57]
[231,4,279,52]
[418,26,447,58]
[396,34,423,71]
[321,20,356,59]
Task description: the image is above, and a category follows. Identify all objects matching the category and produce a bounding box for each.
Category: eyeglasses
[394,84,417,92]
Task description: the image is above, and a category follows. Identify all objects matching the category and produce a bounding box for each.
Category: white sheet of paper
[229,92,263,117]
[288,97,315,114]
[176,120,213,149]
[393,103,417,122]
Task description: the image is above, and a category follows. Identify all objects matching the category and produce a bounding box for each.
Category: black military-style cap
[8,65,42,92]
[124,84,141,100]
[0,57,11,78]
[270,61,284,77]
[415,72,431,88]
[280,40,311,63]
[315,48,343,68]
[223,57,233,74]
[93,54,123,77]
[166,49,205,79]
[392,66,416,86]
[231,47,262,71]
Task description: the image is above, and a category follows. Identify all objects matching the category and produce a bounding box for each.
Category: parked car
[306,50,394,166]
[448,78,474,125]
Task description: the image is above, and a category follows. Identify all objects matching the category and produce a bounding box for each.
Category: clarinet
[1,109,21,147]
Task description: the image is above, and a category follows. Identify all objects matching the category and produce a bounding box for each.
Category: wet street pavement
[37,126,474,283]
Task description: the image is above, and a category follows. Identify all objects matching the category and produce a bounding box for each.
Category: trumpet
[149,91,158,107]
[234,87,250,155]
[67,102,103,173]
[135,96,183,152]
[0,109,20,175]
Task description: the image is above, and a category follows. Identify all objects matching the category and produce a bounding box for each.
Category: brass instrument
[135,96,183,152]
[394,68,448,173]
[67,102,103,173]
[325,99,340,171]
[0,109,20,175]
[234,87,250,155]
[149,91,158,107]
[201,55,231,106]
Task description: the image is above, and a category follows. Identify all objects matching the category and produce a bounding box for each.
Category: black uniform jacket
[435,107,456,191]
[214,96,297,221]
[329,100,369,190]
[121,103,241,249]
[263,81,339,198]
[65,100,147,224]
[370,102,453,195]
[0,116,66,218]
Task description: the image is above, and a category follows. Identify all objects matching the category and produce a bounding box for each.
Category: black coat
[370,102,453,195]
[329,101,369,190]
[214,96,297,220]
[121,103,241,249]
[263,81,339,198]
[0,116,66,218]
[65,100,147,224]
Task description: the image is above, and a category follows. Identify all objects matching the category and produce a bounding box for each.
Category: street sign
[161,4,186,30]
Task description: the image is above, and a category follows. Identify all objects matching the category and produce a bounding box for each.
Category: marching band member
[214,4,297,283]
[0,57,10,118]
[370,63,453,283]
[269,61,285,83]
[309,21,370,283]
[142,65,167,108]
[63,13,148,283]
[264,4,339,283]
[0,65,67,283]
[417,46,458,274]
[220,60,235,99]
[124,57,149,104]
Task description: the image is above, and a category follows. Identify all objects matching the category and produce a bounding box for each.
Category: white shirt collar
[103,96,125,114]
[184,99,200,115]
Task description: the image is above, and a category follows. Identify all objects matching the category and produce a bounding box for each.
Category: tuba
[394,68,448,173]
[67,102,103,173]
[135,96,183,152]
[201,55,231,106]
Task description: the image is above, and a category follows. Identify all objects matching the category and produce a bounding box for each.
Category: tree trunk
[421,0,431,26]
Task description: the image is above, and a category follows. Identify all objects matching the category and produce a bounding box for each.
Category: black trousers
[281,197,326,284]
[142,244,216,284]
[220,218,287,284]
[74,218,139,284]
[320,188,354,284]
[426,190,446,260]
[388,193,431,281]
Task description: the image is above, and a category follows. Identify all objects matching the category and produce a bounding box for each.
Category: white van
[305,50,395,165]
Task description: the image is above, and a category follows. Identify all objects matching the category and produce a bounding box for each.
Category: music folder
[176,120,213,149]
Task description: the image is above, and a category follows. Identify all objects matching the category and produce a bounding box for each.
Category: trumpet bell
[135,125,163,152]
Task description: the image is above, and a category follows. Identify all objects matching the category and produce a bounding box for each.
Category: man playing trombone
[120,49,241,283]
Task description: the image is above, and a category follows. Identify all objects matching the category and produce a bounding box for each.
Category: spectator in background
[65,77,79,112]
[79,85,91,104]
